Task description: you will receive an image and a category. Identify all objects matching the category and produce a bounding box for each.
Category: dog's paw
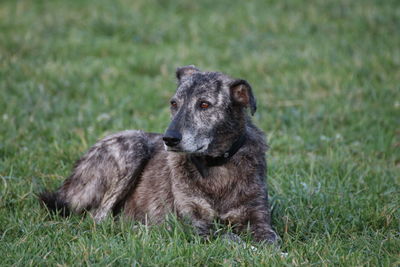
[255,228,281,246]
[266,229,281,244]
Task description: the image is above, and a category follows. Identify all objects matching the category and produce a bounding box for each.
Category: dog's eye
[200,102,210,109]
[170,101,178,108]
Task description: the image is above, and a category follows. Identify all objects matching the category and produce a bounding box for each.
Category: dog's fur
[40,66,278,243]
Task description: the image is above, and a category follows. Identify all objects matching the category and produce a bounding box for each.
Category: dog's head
[163,65,257,157]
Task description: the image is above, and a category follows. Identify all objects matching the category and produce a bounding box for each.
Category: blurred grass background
[0,0,399,265]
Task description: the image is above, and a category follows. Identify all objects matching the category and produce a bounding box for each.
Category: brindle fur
[40,66,278,243]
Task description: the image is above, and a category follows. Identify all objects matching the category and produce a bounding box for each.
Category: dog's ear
[176,65,200,81]
[230,79,257,115]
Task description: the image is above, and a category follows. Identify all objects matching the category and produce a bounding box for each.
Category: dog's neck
[189,134,247,178]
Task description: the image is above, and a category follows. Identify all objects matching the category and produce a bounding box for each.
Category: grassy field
[1,0,399,265]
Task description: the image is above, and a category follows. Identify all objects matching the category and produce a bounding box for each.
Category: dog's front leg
[177,211,214,238]
[247,208,280,244]
[174,197,216,238]
[191,218,214,238]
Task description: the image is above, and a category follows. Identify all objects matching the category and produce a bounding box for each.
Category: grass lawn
[0,0,399,265]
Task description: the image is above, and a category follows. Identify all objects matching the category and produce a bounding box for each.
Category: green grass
[1,0,399,265]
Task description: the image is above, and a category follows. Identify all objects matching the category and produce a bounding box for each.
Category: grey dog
[40,65,278,244]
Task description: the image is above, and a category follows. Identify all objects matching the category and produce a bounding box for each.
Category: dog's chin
[165,147,186,153]
[164,144,207,155]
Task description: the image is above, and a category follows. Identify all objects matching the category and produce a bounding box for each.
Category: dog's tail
[38,190,70,217]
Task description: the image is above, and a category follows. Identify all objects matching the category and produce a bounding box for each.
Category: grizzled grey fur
[40,66,278,243]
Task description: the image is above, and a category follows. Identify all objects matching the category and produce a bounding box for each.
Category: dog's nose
[163,130,182,147]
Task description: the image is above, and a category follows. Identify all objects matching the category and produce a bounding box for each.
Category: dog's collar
[190,134,247,177]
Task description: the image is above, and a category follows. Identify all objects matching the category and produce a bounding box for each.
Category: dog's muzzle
[163,130,182,147]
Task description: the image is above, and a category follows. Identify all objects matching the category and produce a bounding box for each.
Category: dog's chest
[171,163,242,221]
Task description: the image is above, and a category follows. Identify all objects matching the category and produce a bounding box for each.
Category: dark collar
[189,134,247,177]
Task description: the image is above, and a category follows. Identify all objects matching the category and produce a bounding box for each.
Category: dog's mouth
[194,146,206,153]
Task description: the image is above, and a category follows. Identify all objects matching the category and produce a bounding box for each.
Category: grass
[0,0,399,265]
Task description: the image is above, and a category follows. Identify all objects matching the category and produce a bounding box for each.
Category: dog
[40,65,278,244]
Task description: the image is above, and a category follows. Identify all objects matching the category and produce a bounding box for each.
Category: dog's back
[40,66,278,243]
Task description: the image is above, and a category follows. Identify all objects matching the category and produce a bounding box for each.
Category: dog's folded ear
[176,65,200,81]
[230,79,257,115]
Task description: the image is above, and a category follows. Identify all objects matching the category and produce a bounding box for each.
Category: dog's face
[163,66,256,156]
